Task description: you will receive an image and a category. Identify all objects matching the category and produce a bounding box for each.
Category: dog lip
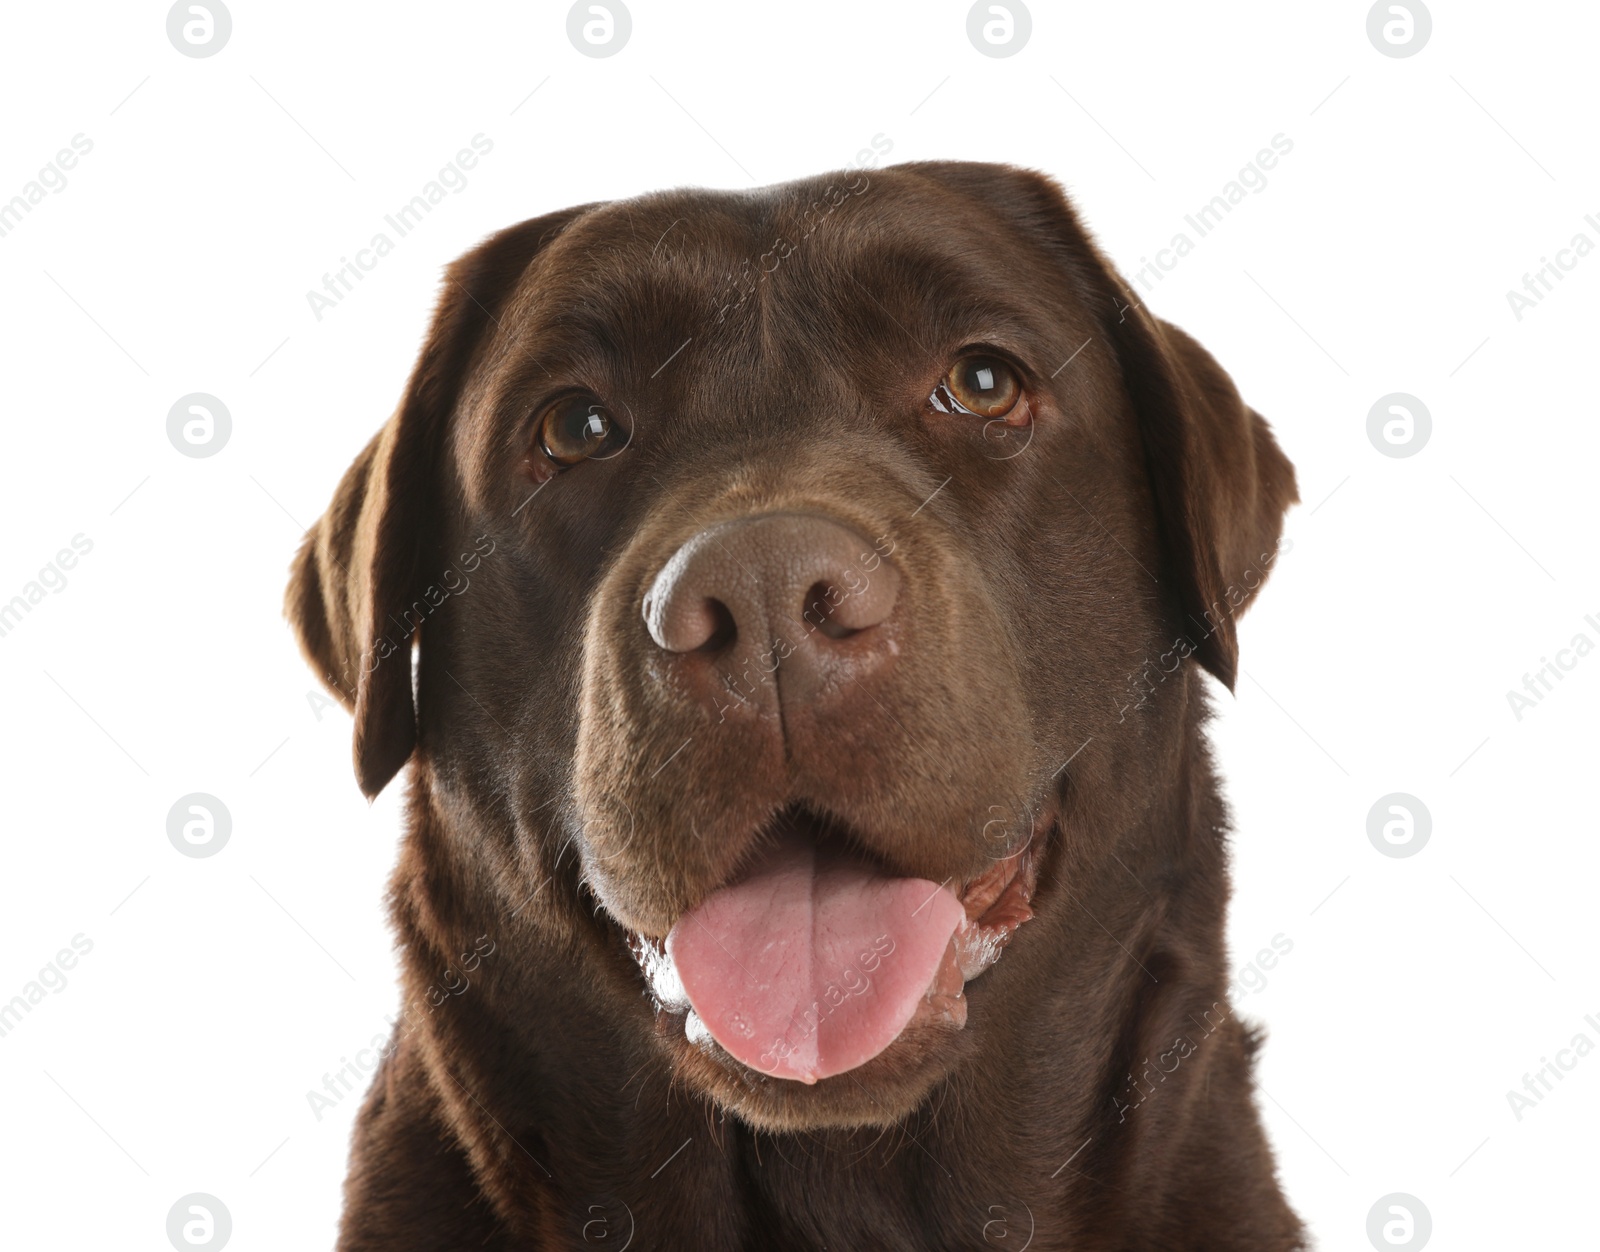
[950,842,1039,980]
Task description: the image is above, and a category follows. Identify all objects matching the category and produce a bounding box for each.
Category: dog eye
[932,354,1022,420]
[538,395,614,465]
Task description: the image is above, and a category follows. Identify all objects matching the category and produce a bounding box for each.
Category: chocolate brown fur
[286,161,1302,1250]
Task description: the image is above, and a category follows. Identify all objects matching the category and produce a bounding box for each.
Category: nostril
[645,583,738,654]
[700,599,737,651]
[803,581,855,641]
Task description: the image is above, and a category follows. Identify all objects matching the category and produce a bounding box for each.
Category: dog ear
[898,161,1298,689]
[1098,307,1298,689]
[286,206,593,797]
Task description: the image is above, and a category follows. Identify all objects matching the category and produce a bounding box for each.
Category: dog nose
[643,513,900,702]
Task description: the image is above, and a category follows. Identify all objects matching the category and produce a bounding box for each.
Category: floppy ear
[897,161,1298,689]
[286,206,593,797]
[1098,306,1299,689]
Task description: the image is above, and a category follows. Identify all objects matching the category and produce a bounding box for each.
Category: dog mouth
[627,806,1040,1085]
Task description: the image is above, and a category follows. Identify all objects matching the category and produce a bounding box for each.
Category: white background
[0,2,1594,1248]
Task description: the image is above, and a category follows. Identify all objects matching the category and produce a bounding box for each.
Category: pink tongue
[665,836,963,1083]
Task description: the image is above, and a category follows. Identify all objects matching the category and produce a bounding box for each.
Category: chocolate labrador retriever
[287,161,1301,1250]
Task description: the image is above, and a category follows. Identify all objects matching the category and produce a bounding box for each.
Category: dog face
[288,162,1295,1134]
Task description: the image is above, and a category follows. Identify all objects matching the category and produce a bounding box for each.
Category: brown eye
[935,354,1022,420]
[538,395,614,465]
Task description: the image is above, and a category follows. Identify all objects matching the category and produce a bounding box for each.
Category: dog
[286,160,1302,1250]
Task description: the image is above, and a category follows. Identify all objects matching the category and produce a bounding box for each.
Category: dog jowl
[287,161,1302,1251]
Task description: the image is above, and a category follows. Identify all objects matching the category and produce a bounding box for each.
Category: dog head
[286,162,1296,1132]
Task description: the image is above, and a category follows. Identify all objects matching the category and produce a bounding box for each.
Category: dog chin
[656,1002,975,1132]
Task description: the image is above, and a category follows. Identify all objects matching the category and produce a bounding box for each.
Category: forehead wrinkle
[480,265,718,406]
[763,186,1025,333]
[768,238,1056,375]
[490,196,774,376]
